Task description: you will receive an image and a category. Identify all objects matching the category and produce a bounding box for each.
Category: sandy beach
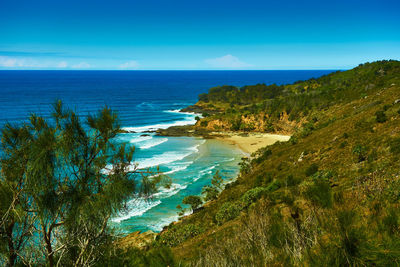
[214,132,291,155]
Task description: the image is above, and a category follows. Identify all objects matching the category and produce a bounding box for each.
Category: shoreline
[212,132,291,155]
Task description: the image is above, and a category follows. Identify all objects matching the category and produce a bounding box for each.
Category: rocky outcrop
[118,230,157,250]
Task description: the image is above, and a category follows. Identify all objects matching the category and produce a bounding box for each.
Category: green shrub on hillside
[101,247,175,267]
[158,224,204,247]
[375,110,387,123]
[265,179,281,192]
[215,202,243,225]
[182,195,203,211]
[390,137,400,155]
[352,144,368,162]
[304,179,333,208]
[241,187,267,207]
[305,163,319,177]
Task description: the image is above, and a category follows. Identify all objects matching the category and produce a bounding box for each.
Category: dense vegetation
[0,102,171,266]
[155,60,400,266]
[196,60,400,132]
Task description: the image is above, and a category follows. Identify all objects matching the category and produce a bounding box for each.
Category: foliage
[158,224,204,247]
[99,246,175,267]
[240,187,267,207]
[375,110,387,123]
[215,202,243,225]
[202,171,224,201]
[352,144,368,162]
[182,195,203,211]
[389,137,400,155]
[0,101,161,267]
[305,163,319,177]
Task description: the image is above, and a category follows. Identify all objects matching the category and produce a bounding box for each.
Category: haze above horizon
[0,0,399,70]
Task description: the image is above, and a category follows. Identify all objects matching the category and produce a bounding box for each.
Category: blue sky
[0,0,399,70]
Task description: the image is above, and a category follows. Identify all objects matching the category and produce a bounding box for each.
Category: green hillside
[152,60,400,266]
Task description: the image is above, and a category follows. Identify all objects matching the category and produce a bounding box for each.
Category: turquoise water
[0,70,334,232]
[112,136,244,233]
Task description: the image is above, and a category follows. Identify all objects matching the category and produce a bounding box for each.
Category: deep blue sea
[0,70,334,233]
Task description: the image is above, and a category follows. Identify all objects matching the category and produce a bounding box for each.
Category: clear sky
[0,0,399,70]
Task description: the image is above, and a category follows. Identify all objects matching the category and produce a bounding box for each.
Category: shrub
[265,179,281,192]
[375,110,387,123]
[255,172,273,187]
[290,136,298,145]
[389,137,400,155]
[300,122,315,137]
[182,195,203,211]
[305,163,319,177]
[158,224,204,247]
[383,104,391,111]
[252,147,272,164]
[102,246,175,267]
[352,144,367,162]
[339,141,348,148]
[286,174,301,186]
[304,180,333,208]
[215,202,243,225]
[200,120,208,127]
[202,186,219,202]
[241,187,267,207]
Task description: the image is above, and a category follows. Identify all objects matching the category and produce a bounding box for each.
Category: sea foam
[137,137,168,149]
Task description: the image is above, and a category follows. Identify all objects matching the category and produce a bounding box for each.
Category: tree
[202,171,224,202]
[375,110,387,123]
[0,101,162,266]
[211,171,223,190]
[182,196,203,212]
[202,186,219,202]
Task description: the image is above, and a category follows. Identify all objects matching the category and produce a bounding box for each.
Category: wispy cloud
[0,56,71,69]
[205,54,252,69]
[57,61,68,68]
[72,62,90,69]
[0,56,45,68]
[119,60,139,70]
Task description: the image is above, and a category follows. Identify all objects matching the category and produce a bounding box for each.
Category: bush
[389,137,400,155]
[200,120,208,127]
[305,163,319,177]
[375,110,387,123]
[286,174,301,186]
[300,122,315,137]
[339,141,348,148]
[101,246,175,267]
[290,136,298,145]
[241,187,267,207]
[252,147,272,164]
[215,202,243,225]
[158,224,204,247]
[352,144,367,162]
[182,195,203,211]
[383,104,391,111]
[265,179,281,192]
[304,180,333,208]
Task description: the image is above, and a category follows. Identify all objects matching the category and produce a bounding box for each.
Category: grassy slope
[156,61,400,266]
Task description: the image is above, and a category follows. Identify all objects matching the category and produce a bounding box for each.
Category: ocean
[0,70,334,233]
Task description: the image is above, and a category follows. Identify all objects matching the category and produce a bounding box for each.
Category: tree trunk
[6,222,16,267]
[44,231,55,267]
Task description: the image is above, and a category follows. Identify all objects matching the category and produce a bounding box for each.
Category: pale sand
[214,132,291,155]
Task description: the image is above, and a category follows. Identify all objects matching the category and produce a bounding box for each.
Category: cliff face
[196,111,303,135]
